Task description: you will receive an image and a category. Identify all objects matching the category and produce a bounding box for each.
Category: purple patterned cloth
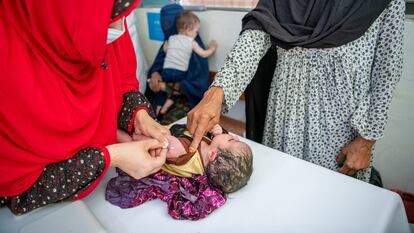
[105,169,227,220]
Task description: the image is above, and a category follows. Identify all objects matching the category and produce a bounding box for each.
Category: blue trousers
[154,68,186,106]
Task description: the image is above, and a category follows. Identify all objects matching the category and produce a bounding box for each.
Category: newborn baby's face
[165,135,187,159]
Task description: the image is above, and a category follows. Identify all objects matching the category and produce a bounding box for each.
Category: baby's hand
[209,40,218,50]
[209,124,223,136]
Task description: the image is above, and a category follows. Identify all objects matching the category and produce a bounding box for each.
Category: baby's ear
[208,148,218,162]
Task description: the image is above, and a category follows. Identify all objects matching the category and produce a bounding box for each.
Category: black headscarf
[243,0,391,143]
[242,0,391,49]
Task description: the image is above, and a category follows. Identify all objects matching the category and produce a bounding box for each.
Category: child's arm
[163,41,169,53]
[192,40,217,58]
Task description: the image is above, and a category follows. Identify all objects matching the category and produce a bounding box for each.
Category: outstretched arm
[192,40,217,58]
[187,30,271,152]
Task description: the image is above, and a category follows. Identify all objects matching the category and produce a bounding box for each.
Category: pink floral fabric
[105,169,226,220]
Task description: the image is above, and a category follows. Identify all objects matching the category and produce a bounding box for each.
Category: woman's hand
[107,139,167,180]
[187,86,224,152]
[134,110,170,145]
[131,133,162,158]
[336,135,376,176]
[149,72,162,93]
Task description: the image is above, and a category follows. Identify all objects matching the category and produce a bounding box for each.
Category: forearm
[117,91,154,134]
[0,147,108,215]
[212,30,271,113]
[199,48,215,58]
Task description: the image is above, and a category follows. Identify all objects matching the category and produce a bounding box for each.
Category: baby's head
[201,134,253,193]
[176,10,200,38]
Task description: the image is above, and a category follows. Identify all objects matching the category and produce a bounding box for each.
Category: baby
[154,11,218,118]
[131,124,253,193]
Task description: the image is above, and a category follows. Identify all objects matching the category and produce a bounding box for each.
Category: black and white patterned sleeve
[211,30,272,113]
[352,0,405,140]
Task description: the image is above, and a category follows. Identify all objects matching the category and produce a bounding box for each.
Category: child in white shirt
[153,11,218,118]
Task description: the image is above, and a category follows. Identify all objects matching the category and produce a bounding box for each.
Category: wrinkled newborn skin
[133,134,186,159]
[164,135,187,158]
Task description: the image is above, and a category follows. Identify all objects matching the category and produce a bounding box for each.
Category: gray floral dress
[212,0,405,182]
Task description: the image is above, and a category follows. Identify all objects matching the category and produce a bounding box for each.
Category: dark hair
[176,10,200,32]
[205,143,253,193]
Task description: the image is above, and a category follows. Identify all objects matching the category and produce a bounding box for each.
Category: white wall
[127,14,148,93]
[374,19,414,192]
[134,8,414,192]
[134,8,163,69]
